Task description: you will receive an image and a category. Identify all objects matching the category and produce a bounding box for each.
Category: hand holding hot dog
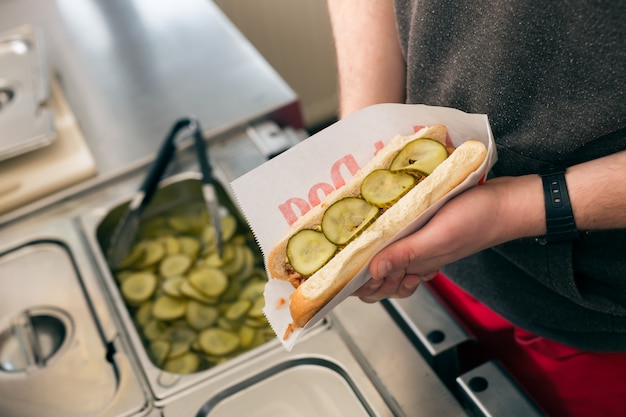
[355,174,546,303]
[267,125,489,337]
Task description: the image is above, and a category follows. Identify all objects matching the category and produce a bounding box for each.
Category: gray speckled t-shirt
[395,0,626,350]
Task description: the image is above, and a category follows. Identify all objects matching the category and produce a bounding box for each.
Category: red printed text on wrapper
[277,140,385,226]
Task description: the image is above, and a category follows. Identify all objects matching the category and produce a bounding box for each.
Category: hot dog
[267,125,488,338]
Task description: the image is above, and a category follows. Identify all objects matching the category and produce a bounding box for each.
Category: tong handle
[141,117,222,256]
[190,120,224,256]
[192,125,216,187]
[135,119,192,211]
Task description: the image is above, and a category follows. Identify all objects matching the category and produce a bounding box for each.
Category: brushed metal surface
[457,361,546,417]
[0,24,55,160]
[159,331,394,417]
[0,0,300,224]
[0,221,149,417]
[333,297,468,417]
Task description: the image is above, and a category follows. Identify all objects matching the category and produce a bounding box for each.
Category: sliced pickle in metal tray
[114,203,274,374]
[81,173,281,399]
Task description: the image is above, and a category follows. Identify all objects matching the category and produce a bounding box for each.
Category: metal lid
[0,241,146,417]
[0,25,56,162]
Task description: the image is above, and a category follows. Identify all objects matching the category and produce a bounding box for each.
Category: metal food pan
[80,172,322,399]
[0,221,148,417]
[158,330,394,417]
[201,359,372,417]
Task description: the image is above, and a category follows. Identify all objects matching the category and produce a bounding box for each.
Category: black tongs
[107,117,223,270]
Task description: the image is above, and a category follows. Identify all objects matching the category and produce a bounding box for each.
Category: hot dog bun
[267,125,488,331]
[267,125,448,283]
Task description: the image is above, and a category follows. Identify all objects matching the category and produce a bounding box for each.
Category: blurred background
[215,0,339,131]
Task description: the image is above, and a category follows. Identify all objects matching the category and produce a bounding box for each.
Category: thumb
[369,235,422,279]
[370,215,448,279]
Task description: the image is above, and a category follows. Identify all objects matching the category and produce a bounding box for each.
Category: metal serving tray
[0,220,149,417]
[80,172,325,400]
[159,330,393,417]
[0,25,56,161]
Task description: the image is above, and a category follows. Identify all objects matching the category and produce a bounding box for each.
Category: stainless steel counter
[0,0,300,180]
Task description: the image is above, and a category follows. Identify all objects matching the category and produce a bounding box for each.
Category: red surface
[427,274,626,417]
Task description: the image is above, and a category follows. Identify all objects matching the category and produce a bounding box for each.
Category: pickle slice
[245,316,269,329]
[168,216,194,233]
[239,280,266,302]
[180,279,218,304]
[222,244,256,280]
[247,296,265,319]
[115,271,132,284]
[149,339,171,366]
[134,301,154,326]
[138,240,166,267]
[360,169,416,208]
[221,244,247,277]
[220,214,238,242]
[233,246,256,281]
[143,319,167,341]
[188,267,229,298]
[186,300,220,330]
[217,316,237,332]
[220,281,243,303]
[202,252,224,268]
[321,197,379,245]
[166,324,197,342]
[159,236,181,255]
[163,325,197,358]
[152,295,187,321]
[159,254,192,278]
[389,138,448,175]
[224,300,252,322]
[286,229,337,276]
[168,340,191,359]
[161,276,185,297]
[163,351,200,374]
[198,328,240,356]
[121,272,157,305]
[238,326,256,348]
[179,236,201,259]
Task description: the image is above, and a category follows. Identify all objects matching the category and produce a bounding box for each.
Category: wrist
[492,174,545,241]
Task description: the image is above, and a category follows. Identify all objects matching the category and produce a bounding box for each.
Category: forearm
[567,149,626,230]
[498,149,626,245]
[327,0,406,118]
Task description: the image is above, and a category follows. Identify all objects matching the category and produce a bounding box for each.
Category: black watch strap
[536,167,579,245]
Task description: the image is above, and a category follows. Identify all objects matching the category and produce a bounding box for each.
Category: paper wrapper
[230,103,497,350]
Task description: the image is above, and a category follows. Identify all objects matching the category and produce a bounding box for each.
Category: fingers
[353,269,440,303]
[353,271,399,301]
[418,271,439,281]
[356,225,441,303]
[370,235,431,281]
[356,273,423,303]
[359,274,419,303]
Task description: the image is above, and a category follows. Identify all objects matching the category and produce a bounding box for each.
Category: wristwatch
[535,166,579,245]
